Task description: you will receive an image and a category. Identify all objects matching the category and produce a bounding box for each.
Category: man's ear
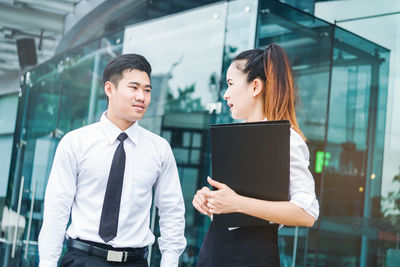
[252,78,264,97]
[104,81,114,99]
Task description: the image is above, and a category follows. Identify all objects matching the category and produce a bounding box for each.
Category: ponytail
[234,44,306,141]
[263,44,306,140]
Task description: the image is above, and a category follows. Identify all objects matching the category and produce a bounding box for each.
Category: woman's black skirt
[197,222,280,267]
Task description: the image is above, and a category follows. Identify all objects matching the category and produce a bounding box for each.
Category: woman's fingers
[206,197,222,214]
[193,197,209,215]
[195,195,209,212]
[193,186,217,216]
[203,190,215,198]
[200,186,211,193]
[206,201,215,209]
[193,187,212,215]
[196,189,207,203]
[208,205,220,214]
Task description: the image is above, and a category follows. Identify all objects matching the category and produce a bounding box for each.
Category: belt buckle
[107,250,127,262]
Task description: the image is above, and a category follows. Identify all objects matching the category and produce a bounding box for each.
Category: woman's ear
[252,78,264,97]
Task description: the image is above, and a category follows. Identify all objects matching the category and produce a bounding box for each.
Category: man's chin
[127,115,144,122]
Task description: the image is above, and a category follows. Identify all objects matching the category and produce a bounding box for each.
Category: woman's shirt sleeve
[289,129,320,220]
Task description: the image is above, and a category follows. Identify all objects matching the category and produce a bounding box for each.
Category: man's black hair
[102,54,152,86]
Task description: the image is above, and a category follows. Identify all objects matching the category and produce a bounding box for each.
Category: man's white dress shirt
[39,112,186,267]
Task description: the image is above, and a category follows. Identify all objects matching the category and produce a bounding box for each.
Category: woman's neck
[246,99,264,122]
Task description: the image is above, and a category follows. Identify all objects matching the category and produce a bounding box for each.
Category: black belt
[67,239,148,263]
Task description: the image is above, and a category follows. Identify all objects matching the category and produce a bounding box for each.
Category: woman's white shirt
[287,128,319,220]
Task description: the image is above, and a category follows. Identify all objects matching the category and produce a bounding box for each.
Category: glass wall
[256,1,334,265]
[1,0,392,266]
[0,93,18,200]
[123,3,228,265]
[0,92,19,265]
[121,1,259,265]
[255,1,390,266]
[319,27,390,266]
[0,33,124,267]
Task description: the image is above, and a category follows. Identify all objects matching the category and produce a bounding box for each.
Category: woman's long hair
[234,43,306,141]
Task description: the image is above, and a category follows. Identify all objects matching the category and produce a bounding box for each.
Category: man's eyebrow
[127,81,152,88]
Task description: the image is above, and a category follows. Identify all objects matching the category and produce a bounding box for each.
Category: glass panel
[255,1,334,265]
[190,149,201,165]
[122,2,232,266]
[0,29,124,266]
[173,148,190,164]
[161,130,172,143]
[257,1,333,142]
[183,132,191,147]
[0,56,64,265]
[279,228,310,266]
[0,93,18,204]
[0,135,14,198]
[104,0,221,36]
[192,133,202,148]
[123,3,226,115]
[0,94,18,134]
[317,25,390,266]
[217,0,259,124]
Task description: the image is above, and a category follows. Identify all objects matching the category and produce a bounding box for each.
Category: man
[38,54,186,267]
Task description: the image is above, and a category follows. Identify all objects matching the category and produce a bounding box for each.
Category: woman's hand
[192,186,212,216]
[204,176,241,214]
[194,179,317,227]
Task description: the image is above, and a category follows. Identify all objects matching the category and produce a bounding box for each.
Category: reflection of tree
[220,45,238,93]
[27,57,95,138]
[208,72,218,102]
[165,84,202,113]
[215,45,238,124]
[383,166,400,231]
[60,58,96,130]
[223,45,238,71]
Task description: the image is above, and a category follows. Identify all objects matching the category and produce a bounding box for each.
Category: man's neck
[105,110,136,131]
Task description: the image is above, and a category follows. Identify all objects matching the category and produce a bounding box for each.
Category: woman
[192,43,319,267]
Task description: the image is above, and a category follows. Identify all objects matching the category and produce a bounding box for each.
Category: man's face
[106,69,151,123]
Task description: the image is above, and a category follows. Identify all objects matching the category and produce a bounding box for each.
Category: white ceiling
[0,0,81,75]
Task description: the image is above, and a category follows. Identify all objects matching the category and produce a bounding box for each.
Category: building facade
[0,0,397,266]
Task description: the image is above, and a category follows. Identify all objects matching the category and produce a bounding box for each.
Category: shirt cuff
[160,251,180,267]
[39,259,58,267]
[290,192,319,219]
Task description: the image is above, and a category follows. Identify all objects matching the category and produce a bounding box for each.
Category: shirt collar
[100,111,140,145]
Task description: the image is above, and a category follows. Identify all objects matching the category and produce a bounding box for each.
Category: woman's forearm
[235,195,316,227]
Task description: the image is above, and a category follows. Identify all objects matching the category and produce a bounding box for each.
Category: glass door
[0,31,122,267]
[1,64,63,267]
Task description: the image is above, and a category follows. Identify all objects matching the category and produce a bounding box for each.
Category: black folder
[210,120,290,227]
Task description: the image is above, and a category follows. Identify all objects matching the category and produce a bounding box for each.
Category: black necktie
[99,132,128,242]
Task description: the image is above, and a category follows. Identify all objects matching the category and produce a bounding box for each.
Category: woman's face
[224,60,257,120]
